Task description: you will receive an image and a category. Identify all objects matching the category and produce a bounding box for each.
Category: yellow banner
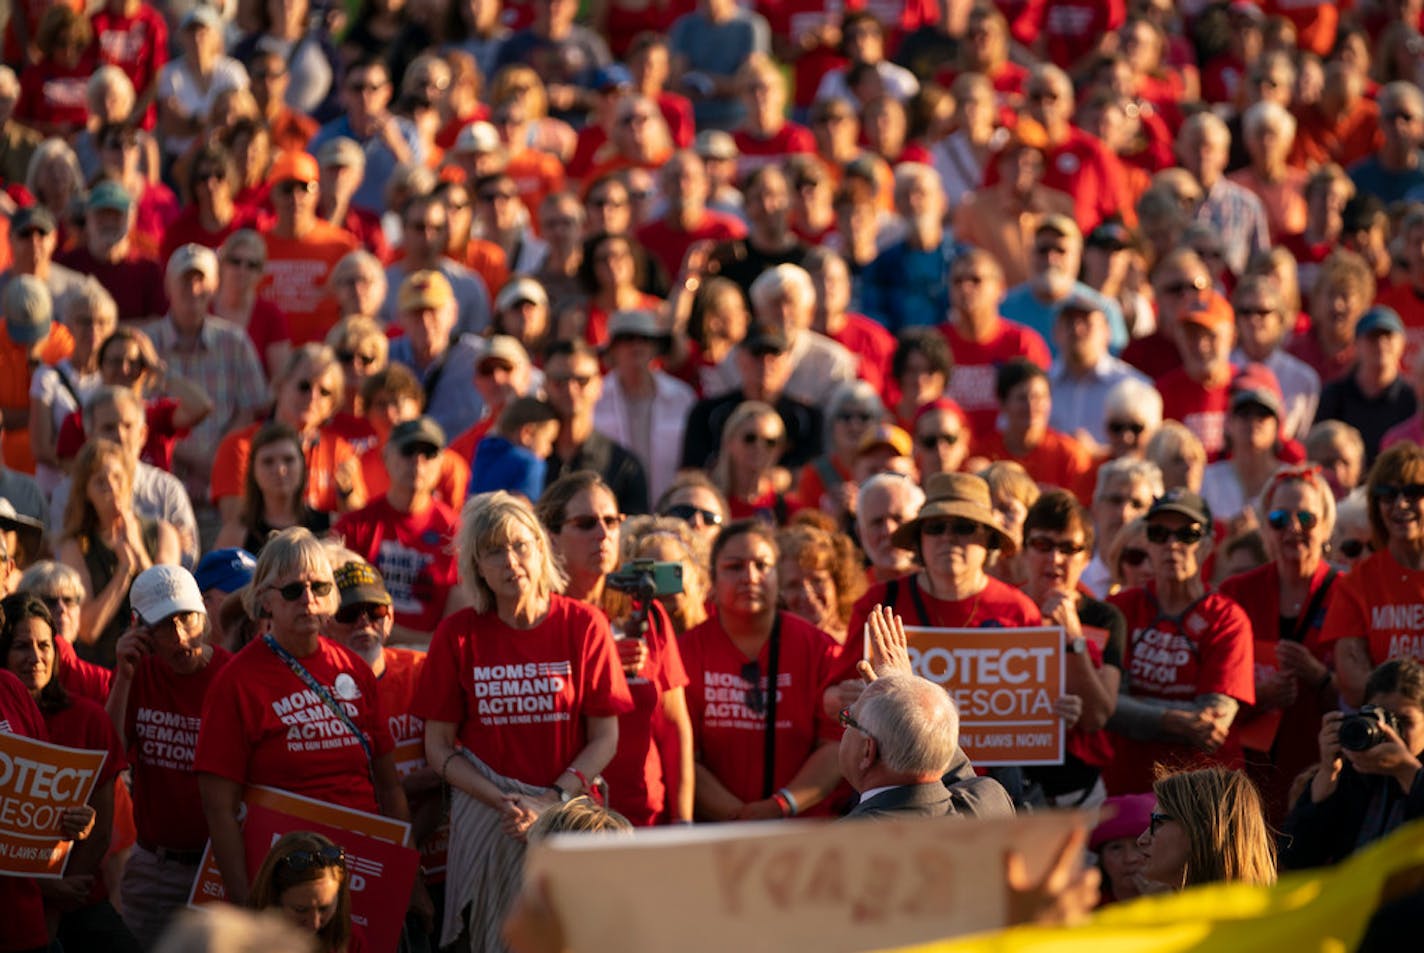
[884,816,1424,953]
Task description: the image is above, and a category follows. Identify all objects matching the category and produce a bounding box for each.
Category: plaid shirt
[1197,178,1271,275]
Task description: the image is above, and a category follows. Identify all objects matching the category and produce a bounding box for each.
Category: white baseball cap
[130,566,206,624]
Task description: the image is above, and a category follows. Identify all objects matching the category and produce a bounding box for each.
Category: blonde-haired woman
[195,528,414,907]
[488,65,576,160]
[58,440,181,668]
[614,515,710,634]
[416,492,631,952]
[711,401,797,526]
[1136,766,1276,891]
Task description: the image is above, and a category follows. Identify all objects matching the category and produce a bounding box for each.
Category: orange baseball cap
[1178,290,1234,333]
[267,150,320,185]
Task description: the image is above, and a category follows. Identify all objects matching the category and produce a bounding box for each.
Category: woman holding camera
[536,472,694,826]
[1280,659,1424,871]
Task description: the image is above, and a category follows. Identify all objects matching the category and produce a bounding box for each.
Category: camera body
[1339,704,1402,752]
[605,560,683,601]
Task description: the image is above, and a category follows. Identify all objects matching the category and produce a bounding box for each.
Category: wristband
[567,767,592,795]
[776,786,800,817]
[771,792,792,817]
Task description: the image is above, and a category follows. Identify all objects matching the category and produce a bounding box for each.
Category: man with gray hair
[1176,111,1270,275]
[1349,80,1424,204]
[856,473,924,584]
[1082,457,1163,597]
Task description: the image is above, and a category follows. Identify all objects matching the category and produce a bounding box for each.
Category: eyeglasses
[1339,538,1371,559]
[921,518,982,539]
[741,432,781,449]
[274,180,315,196]
[1145,524,1206,545]
[562,513,625,533]
[1267,509,1319,532]
[741,660,765,714]
[917,432,960,450]
[1034,243,1068,256]
[348,81,387,94]
[296,379,335,398]
[547,373,595,387]
[838,706,876,741]
[588,195,629,209]
[399,444,440,460]
[1027,88,1059,103]
[1386,111,1421,123]
[1148,812,1173,837]
[835,411,874,425]
[1371,483,1424,505]
[1231,403,1274,420]
[279,844,346,872]
[478,190,520,203]
[334,602,392,626]
[1107,420,1145,436]
[272,580,335,601]
[41,595,81,611]
[224,255,264,272]
[1162,277,1209,296]
[1120,547,1150,567]
[477,360,514,377]
[337,349,380,368]
[1026,536,1087,556]
[665,504,722,528]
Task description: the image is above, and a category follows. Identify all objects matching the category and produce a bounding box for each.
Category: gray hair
[1178,110,1231,149]
[25,138,84,202]
[891,162,942,208]
[1102,377,1163,432]
[17,560,84,599]
[1027,63,1072,100]
[824,380,885,446]
[856,675,960,777]
[154,905,313,953]
[749,263,816,314]
[82,384,143,434]
[855,473,925,538]
[87,65,135,116]
[1242,100,1296,143]
[1305,420,1365,467]
[220,228,267,263]
[457,491,566,613]
[1381,81,1424,122]
[242,527,337,619]
[62,277,119,328]
[1094,457,1165,503]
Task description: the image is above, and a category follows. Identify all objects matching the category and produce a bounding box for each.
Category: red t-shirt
[1320,549,1424,666]
[1010,0,1125,70]
[938,319,1052,441]
[1104,583,1256,795]
[733,123,817,176]
[0,671,48,952]
[57,397,188,472]
[635,211,747,282]
[1040,128,1132,234]
[16,58,94,132]
[92,5,169,129]
[1121,329,1181,382]
[678,610,842,811]
[125,647,233,851]
[603,601,690,826]
[1374,283,1424,373]
[334,498,461,635]
[847,572,1043,646]
[44,696,127,905]
[259,222,361,345]
[1158,367,1235,459]
[158,204,258,265]
[55,247,169,323]
[1285,331,1355,388]
[56,636,112,705]
[194,637,394,814]
[413,596,634,786]
[829,312,896,398]
[975,427,1097,503]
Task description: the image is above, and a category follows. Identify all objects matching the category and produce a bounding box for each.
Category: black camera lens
[1339,705,1399,752]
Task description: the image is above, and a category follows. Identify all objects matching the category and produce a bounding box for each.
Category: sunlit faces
[86,454,130,511]
[476,523,542,605]
[661,485,727,548]
[1136,809,1189,890]
[913,408,968,479]
[92,400,147,461]
[1178,321,1233,380]
[149,610,208,675]
[555,487,623,584]
[1002,375,1051,437]
[261,569,336,635]
[713,532,778,617]
[730,415,785,475]
[280,364,341,432]
[778,553,838,631]
[1264,480,1328,565]
[1093,476,1155,552]
[1374,477,1424,544]
[543,352,602,418]
[1022,526,1089,594]
[6,617,55,693]
[253,437,305,501]
[1144,512,1206,582]
[1226,399,1278,454]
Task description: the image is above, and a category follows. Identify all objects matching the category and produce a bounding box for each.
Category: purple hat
[1090,793,1156,851]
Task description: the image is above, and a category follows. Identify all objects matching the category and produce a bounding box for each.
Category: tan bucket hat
[890,472,1016,555]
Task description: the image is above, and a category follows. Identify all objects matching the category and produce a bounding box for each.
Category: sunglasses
[279,844,347,872]
[665,504,722,527]
[742,433,781,449]
[273,580,335,601]
[1108,420,1145,436]
[41,594,81,610]
[296,379,335,398]
[225,255,264,272]
[1162,278,1208,296]
[1267,509,1319,532]
[1338,538,1371,559]
[835,411,874,425]
[479,190,520,203]
[1035,243,1068,256]
[547,373,595,387]
[348,81,387,93]
[1149,812,1172,836]
[334,602,392,626]
[1370,483,1424,505]
[1120,547,1150,567]
[741,661,765,714]
[562,513,625,533]
[337,349,380,368]
[274,180,316,196]
[1146,524,1206,545]
[1026,536,1087,556]
[921,518,982,539]
[917,432,960,450]
[588,195,629,208]
[399,444,440,460]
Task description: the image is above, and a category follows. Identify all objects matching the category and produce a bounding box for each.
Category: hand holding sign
[59,805,95,841]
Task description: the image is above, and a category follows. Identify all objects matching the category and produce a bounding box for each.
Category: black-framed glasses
[273,580,335,601]
[741,432,781,449]
[279,844,347,872]
[224,255,264,272]
[1108,420,1146,436]
[741,661,765,715]
[334,602,392,626]
[1339,538,1371,559]
[1162,277,1209,296]
[838,706,875,742]
[562,513,625,533]
[1371,483,1424,505]
[1120,547,1150,567]
[1149,812,1172,836]
[1267,509,1319,532]
[1026,536,1087,556]
[1146,524,1205,545]
[399,444,440,460]
[921,518,981,539]
[665,504,722,528]
[274,180,316,196]
[296,379,334,398]
[918,432,960,450]
[336,349,380,368]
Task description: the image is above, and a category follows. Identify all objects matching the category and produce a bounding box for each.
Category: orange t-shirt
[1291,98,1381,169]
[975,427,1097,504]
[462,239,509,308]
[259,220,361,346]
[0,323,74,473]
[506,148,566,232]
[210,421,367,512]
[359,443,470,508]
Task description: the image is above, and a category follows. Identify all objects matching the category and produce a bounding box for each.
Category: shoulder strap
[264,636,376,779]
[1288,567,1339,644]
[762,613,782,800]
[55,364,83,410]
[907,575,931,627]
[812,455,842,493]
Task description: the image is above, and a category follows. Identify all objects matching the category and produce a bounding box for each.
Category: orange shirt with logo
[258,220,360,346]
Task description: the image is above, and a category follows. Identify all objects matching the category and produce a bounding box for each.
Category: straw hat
[890,472,1016,555]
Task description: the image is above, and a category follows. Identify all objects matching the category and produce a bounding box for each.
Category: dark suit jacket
[844,749,1016,820]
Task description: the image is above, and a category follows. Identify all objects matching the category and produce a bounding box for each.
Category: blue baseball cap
[1356,305,1405,339]
[194,547,257,594]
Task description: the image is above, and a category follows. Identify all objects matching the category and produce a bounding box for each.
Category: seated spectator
[1122,248,1212,381]
[1158,291,1238,458]
[314,137,390,263]
[859,163,966,332]
[977,359,1096,503]
[887,327,953,432]
[1146,421,1208,494]
[470,396,560,500]
[576,232,662,347]
[1282,658,1424,871]
[210,229,292,380]
[1000,215,1127,356]
[1082,459,1164,598]
[681,330,823,471]
[56,181,168,323]
[310,57,424,216]
[472,169,550,276]
[1307,420,1366,501]
[1134,767,1276,890]
[1230,274,1320,442]
[668,0,769,132]
[1227,102,1307,243]
[28,279,113,494]
[710,164,810,296]
[0,204,87,308]
[448,335,538,463]
[336,417,462,645]
[711,400,799,525]
[1348,81,1424,205]
[1315,306,1417,464]
[383,193,493,339]
[214,422,333,555]
[1048,290,1150,450]
[15,7,95,138]
[1376,206,1424,367]
[803,247,896,398]
[248,831,356,951]
[323,317,386,451]
[155,8,248,166]
[795,381,884,525]
[356,366,469,508]
[1284,164,1355,297]
[1286,249,1374,387]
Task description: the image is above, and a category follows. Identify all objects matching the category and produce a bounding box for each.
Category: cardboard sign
[525,809,1090,953]
[188,786,418,953]
[902,626,1065,766]
[0,731,107,877]
[1238,641,1283,754]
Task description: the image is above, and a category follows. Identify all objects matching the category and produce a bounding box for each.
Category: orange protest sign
[902,626,1065,766]
[0,731,107,877]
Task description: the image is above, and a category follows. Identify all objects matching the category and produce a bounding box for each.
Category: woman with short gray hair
[798,380,885,522]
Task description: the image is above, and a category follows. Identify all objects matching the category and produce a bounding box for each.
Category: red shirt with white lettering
[44,696,128,905]
[335,498,461,635]
[56,635,112,705]
[0,669,48,953]
[124,646,233,851]
[1319,549,1424,667]
[679,610,842,812]
[16,58,95,133]
[1010,0,1125,71]
[1104,583,1256,795]
[847,573,1043,645]
[91,4,169,129]
[414,596,634,787]
[195,637,393,814]
[603,601,690,826]
[938,318,1052,442]
[733,123,817,177]
[258,222,361,345]
[1158,367,1235,458]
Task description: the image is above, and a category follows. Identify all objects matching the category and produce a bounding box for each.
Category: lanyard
[264,635,376,783]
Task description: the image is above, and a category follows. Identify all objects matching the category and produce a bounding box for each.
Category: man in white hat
[107,565,233,949]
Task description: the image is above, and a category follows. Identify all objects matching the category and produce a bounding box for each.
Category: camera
[605,560,683,601]
[1339,705,1402,752]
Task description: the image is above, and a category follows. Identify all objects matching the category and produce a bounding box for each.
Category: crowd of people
[6,0,1424,950]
